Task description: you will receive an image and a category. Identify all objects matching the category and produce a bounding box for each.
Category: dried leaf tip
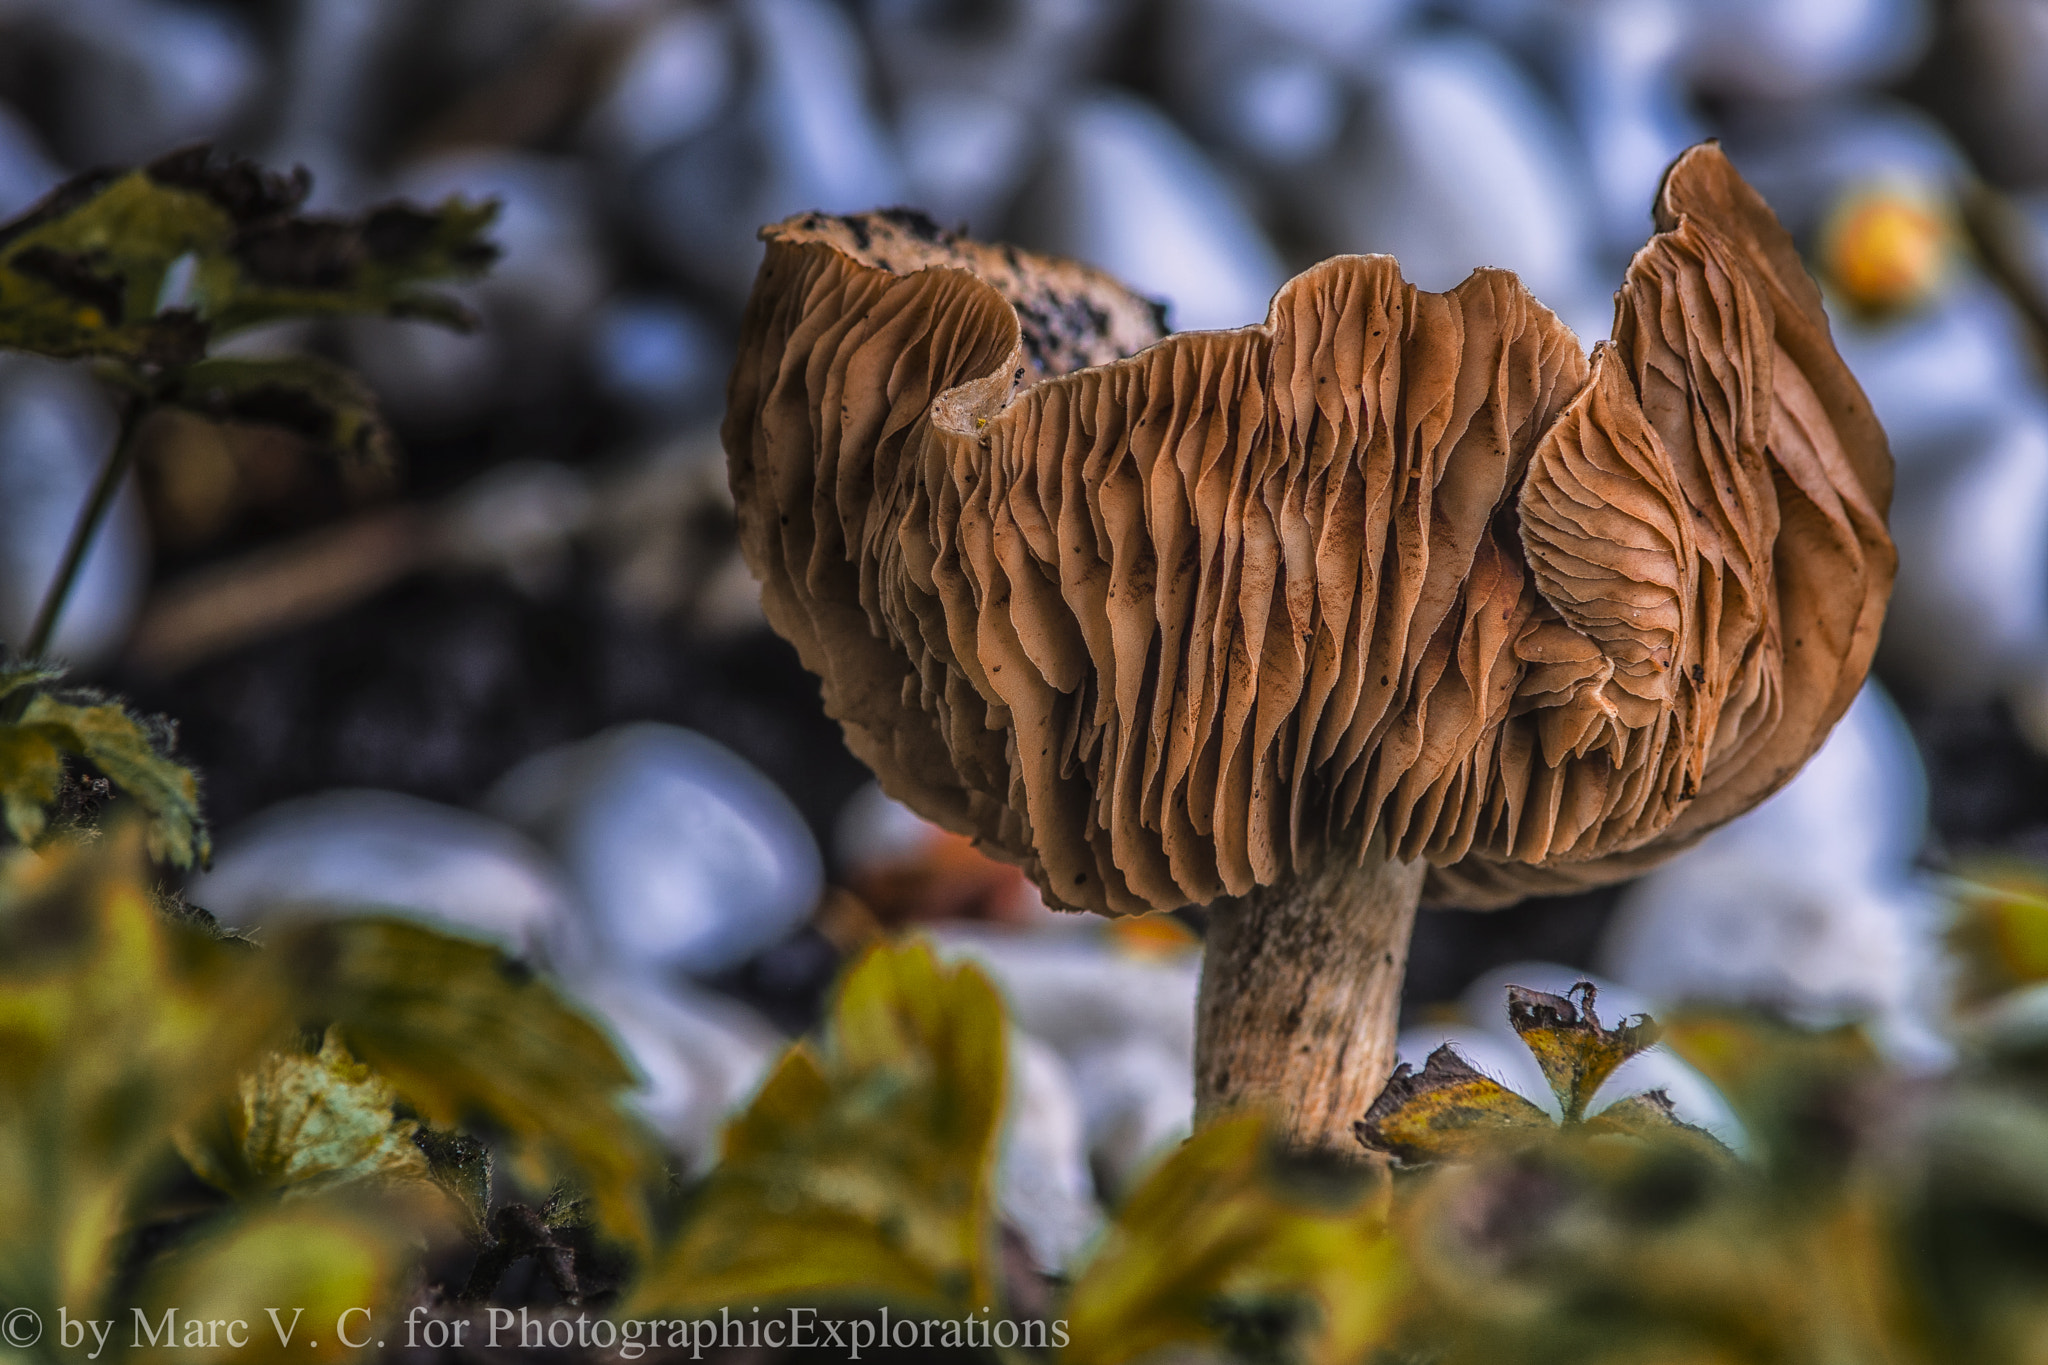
[1507,982,1659,1122]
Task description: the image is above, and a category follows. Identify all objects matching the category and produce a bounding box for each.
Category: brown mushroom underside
[725,147,1895,920]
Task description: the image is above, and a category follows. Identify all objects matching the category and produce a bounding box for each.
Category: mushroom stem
[1193,841,1426,1156]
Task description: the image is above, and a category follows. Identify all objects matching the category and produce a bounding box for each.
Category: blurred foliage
[0,143,494,495]
[0,145,494,384]
[1380,1006,1916,1365]
[629,939,1007,1316]
[1061,1115,1400,1365]
[0,146,496,862]
[0,145,496,674]
[1355,958,2048,1365]
[263,914,660,1251]
[0,826,658,1364]
[17,818,2048,1365]
[1950,860,2048,1003]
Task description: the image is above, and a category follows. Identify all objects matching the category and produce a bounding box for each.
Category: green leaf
[1507,982,1659,1122]
[213,194,499,335]
[0,145,495,372]
[176,1028,433,1202]
[1659,1009,1874,1183]
[264,917,661,1251]
[1061,1115,1403,1365]
[627,938,1006,1317]
[1355,1045,1556,1166]
[166,355,395,479]
[10,689,209,868]
[0,165,220,368]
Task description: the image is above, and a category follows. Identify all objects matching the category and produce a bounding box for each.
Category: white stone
[895,90,1035,230]
[1680,683,1927,886]
[46,0,262,165]
[1721,98,1966,244]
[263,0,414,208]
[933,928,1200,1059]
[1065,1034,1195,1194]
[569,972,783,1170]
[834,780,941,872]
[1835,279,2040,462]
[1882,405,2048,702]
[1600,685,1951,1066]
[859,0,1120,230]
[1678,0,1931,101]
[586,295,731,427]
[1552,0,1705,259]
[1301,33,1608,341]
[1223,57,1349,166]
[1000,1030,1102,1273]
[862,0,1128,103]
[0,102,62,221]
[0,356,147,663]
[436,460,593,596]
[190,789,587,967]
[634,0,904,306]
[933,928,1198,1193]
[485,723,825,977]
[1012,90,1287,333]
[585,8,738,163]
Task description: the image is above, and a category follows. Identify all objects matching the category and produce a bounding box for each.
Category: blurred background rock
[8,0,2048,1259]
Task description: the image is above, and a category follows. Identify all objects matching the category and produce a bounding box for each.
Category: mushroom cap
[725,147,1895,914]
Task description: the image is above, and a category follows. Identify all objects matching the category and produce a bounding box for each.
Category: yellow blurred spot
[1820,185,1955,317]
[1108,911,1199,957]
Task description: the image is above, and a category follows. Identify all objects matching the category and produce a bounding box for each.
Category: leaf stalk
[23,394,147,661]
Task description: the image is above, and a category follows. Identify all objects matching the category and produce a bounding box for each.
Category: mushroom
[723,145,1894,1154]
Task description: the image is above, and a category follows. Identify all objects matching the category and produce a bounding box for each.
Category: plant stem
[1193,840,1426,1157]
[23,398,146,660]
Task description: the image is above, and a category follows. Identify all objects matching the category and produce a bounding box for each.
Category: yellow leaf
[0,827,277,1318]
[628,939,1006,1317]
[1950,861,2048,1004]
[1355,1045,1554,1165]
[0,662,208,868]
[1061,1115,1403,1365]
[129,1201,415,1365]
[1506,982,1658,1122]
